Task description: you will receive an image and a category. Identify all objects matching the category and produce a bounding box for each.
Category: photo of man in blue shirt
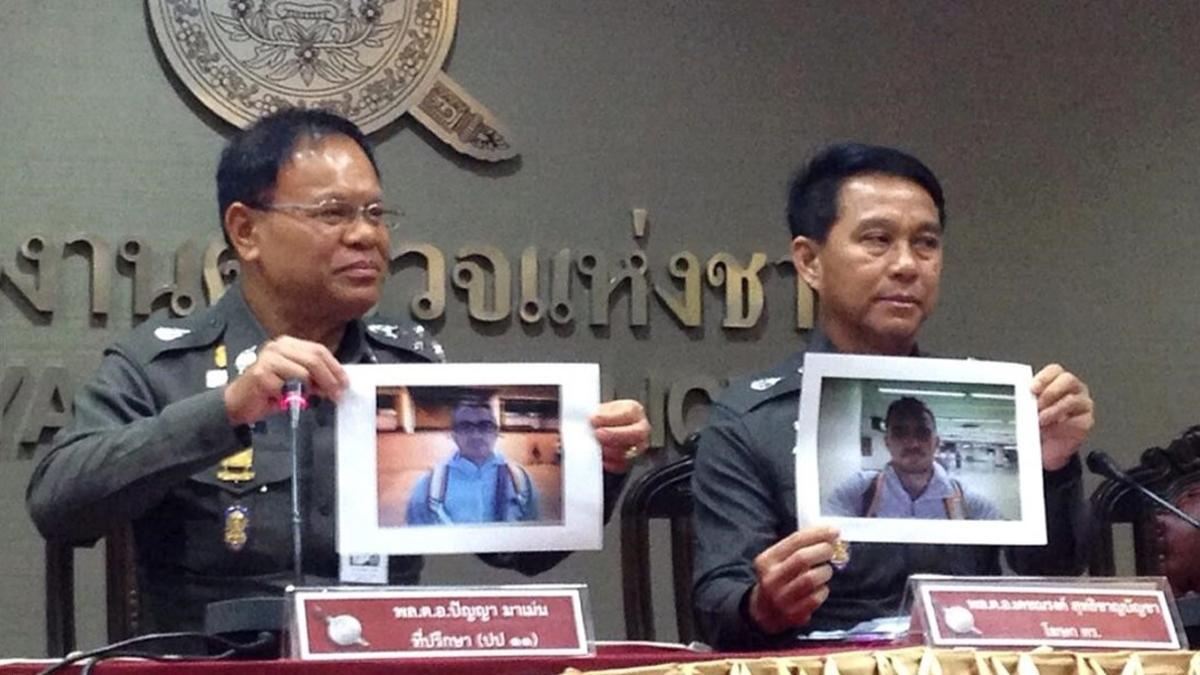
[405,399,540,525]
[825,396,1001,520]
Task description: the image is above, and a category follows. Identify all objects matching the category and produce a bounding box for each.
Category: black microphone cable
[37,630,276,675]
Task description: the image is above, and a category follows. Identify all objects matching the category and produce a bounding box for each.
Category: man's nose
[341,214,387,247]
[887,241,919,278]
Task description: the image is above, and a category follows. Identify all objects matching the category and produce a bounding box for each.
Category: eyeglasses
[454,421,499,435]
[255,200,400,230]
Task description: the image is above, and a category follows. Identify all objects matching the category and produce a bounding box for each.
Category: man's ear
[791,236,823,292]
[224,203,260,262]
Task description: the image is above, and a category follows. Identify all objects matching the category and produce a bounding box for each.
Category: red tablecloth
[0,641,898,675]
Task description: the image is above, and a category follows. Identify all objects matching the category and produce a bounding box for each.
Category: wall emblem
[147,0,516,161]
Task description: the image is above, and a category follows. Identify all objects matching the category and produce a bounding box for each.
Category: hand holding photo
[795,353,1046,546]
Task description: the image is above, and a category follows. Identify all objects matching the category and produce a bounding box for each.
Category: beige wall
[2,0,1198,655]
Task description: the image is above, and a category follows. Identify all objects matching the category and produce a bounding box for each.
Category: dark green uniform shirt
[27,284,625,632]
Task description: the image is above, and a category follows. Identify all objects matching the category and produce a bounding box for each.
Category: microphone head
[1085,450,1126,482]
[280,379,309,411]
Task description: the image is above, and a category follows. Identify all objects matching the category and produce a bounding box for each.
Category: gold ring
[830,539,851,570]
[623,445,641,461]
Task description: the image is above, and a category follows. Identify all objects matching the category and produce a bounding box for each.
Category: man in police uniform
[26,109,649,633]
[691,143,1094,649]
[825,397,1000,520]
[406,398,540,525]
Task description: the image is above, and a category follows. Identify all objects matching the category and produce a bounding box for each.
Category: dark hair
[452,396,497,425]
[216,108,379,243]
[786,142,945,241]
[885,396,936,431]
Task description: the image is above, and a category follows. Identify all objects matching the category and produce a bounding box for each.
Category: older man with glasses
[26,108,649,634]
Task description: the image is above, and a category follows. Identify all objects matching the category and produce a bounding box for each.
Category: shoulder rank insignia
[154,326,192,342]
[750,376,782,391]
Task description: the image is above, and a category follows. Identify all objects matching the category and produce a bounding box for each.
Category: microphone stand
[203,381,308,652]
[1119,479,1200,529]
[283,380,309,585]
[1089,451,1200,529]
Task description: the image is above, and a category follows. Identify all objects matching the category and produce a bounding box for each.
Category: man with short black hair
[27,108,650,632]
[692,142,1093,649]
[825,396,1001,520]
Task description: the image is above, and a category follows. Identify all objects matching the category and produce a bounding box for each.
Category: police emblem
[224,504,250,551]
[147,0,516,161]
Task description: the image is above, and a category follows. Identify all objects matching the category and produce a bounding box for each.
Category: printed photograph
[794,353,1047,546]
[337,362,602,555]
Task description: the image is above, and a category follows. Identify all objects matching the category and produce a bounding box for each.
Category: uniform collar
[213,281,373,365]
[803,324,924,358]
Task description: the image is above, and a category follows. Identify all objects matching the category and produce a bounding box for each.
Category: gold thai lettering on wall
[0,234,814,327]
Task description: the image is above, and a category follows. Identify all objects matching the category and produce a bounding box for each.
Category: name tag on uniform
[206,369,229,388]
[340,554,388,584]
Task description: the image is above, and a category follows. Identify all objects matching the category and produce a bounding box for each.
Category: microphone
[280,378,309,585]
[280,379,308,426]
[1085,450,1129,483]
[1086,450,1200,529]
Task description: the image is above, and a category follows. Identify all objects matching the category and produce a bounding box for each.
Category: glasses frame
[252,199,401,231]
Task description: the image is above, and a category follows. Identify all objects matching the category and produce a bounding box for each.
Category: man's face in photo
[452,403,499,463]
[885,407,939,475]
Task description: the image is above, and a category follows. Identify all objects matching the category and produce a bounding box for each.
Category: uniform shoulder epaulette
[363,315,445,363]
[717,354,806,414]
[110,306,226,365]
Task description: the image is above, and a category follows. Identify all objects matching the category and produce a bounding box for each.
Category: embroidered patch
[750,377,782,391]
[206,369,229,388]
[154,326,191,342]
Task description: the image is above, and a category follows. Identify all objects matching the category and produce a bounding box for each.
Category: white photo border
[337,363,602,555]
[795,353,1046,546]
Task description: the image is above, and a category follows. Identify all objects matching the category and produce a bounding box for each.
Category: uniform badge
[367,323,401,340]
[224,504,250,552]
[234,346,258,374]
[217,447,255,483]
[154,326,191,342]
[750,377,782,391]
[214,344,228,369]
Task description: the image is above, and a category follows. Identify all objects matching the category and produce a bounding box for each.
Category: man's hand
[223,336,349,427]
[589,399,650,474]
[748,525,840,635]
[1031,363,1094,471]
